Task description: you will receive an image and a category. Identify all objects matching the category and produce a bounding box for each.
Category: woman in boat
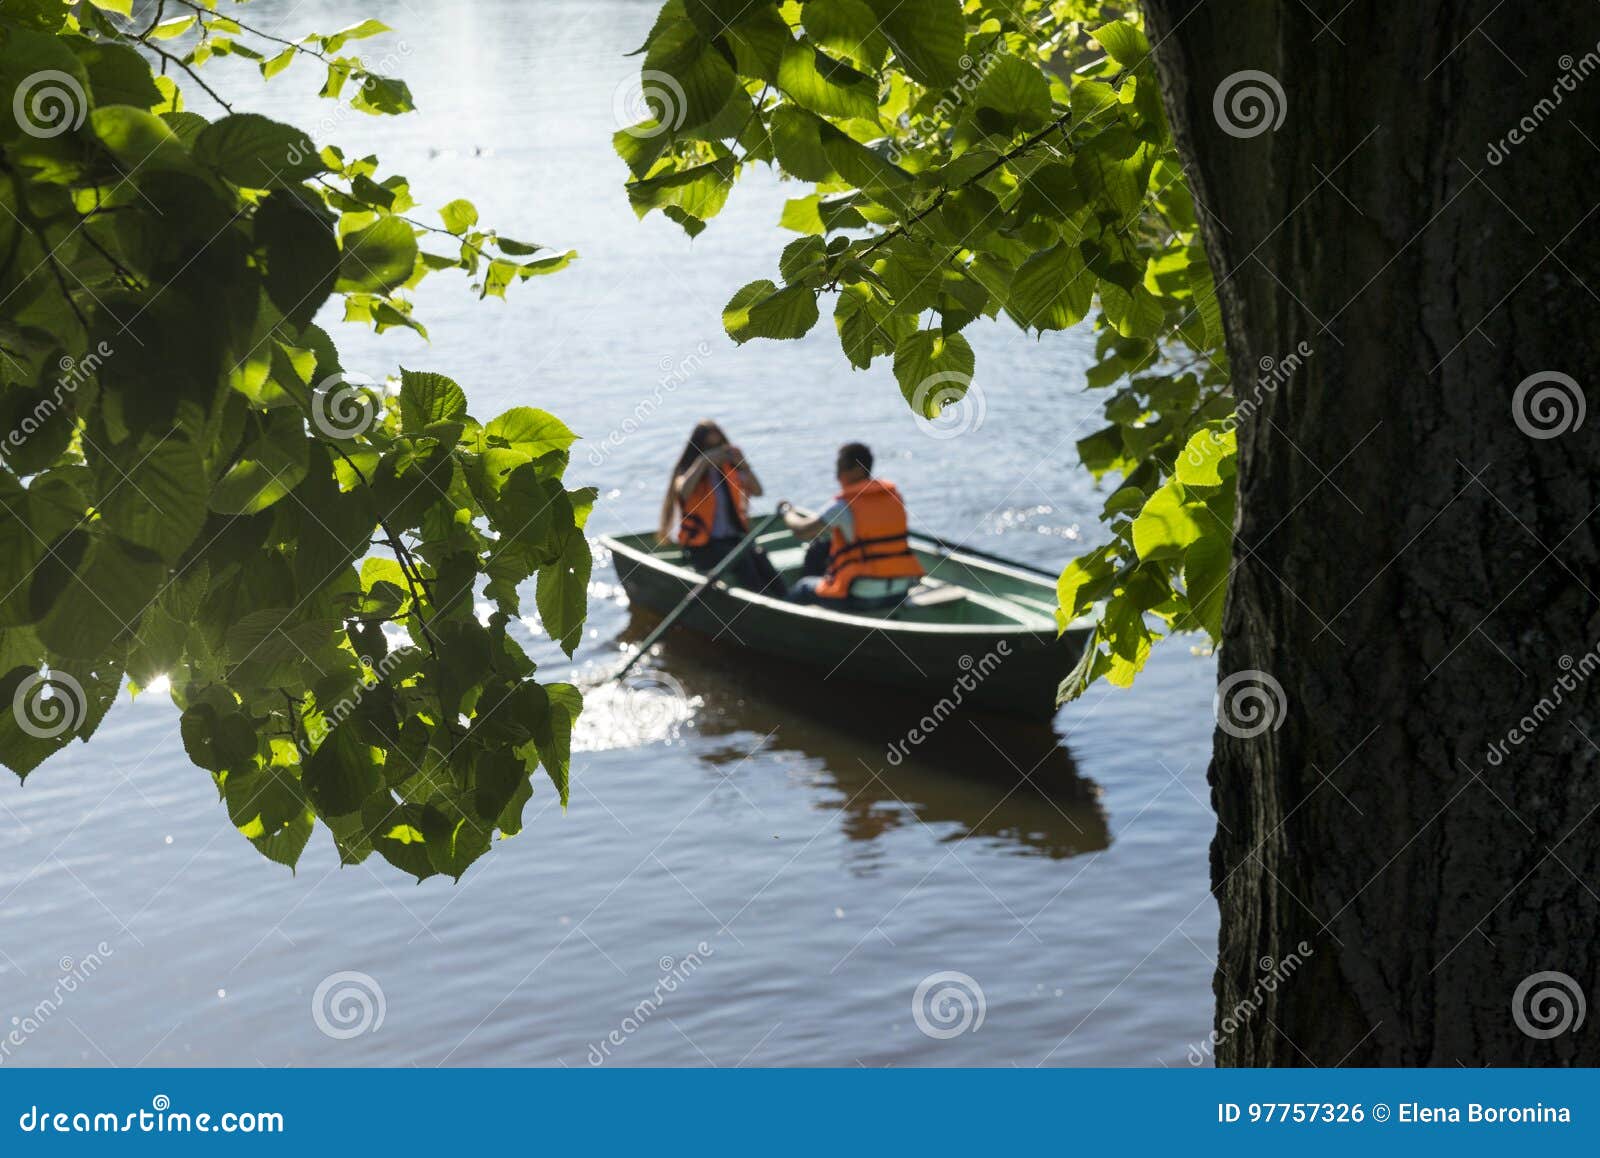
[660,420,784,594]
[781,441,923,611]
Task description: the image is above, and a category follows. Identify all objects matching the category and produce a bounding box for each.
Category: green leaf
[194,113,324,186]
[1009,243,1094,331]
[90,107,190,170]
[1184,533,1231,639]
[627,158,734,224]
[486,408,578,457]
[1130,483,1209,561]
[35,537,163,660]
[536,531,590,657]
[335,216,418,294]
[399,368,468,434]
[892,330,975,416]
[777,41,880,121]
[972,54,1052,129]
[350,74,415,116]
[641,20,738,130]
[535,683,582,808]
[255,192,339,331]
[209,412,311,515]
[870,0,966,89]
[1176,426,1237,488]
[73,41,163,109]
[303,725,383,818]
[439,198,478,234]
[322,19,391,52]
[1089,20,1152,70]
[97,434,207,563]
[722,279,821,343]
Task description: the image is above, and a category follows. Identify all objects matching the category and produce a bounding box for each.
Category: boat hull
[603,533,1085,720]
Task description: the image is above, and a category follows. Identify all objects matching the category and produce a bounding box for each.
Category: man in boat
[662,419,785,594]
[781,442,924,610]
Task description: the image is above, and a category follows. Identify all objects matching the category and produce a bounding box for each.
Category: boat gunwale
[599,532,1093,639]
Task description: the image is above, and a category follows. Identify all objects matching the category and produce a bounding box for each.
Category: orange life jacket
[676,463,748,548]
[816,478,924,599]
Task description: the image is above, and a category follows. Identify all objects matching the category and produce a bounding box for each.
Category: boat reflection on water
[589,611,1111,862]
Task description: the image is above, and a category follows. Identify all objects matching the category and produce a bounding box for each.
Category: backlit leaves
[0,3,590,881]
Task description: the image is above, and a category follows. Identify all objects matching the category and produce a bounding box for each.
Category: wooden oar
[610,510,785,684]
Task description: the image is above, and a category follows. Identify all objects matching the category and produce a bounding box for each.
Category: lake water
[0,0,1220,1066]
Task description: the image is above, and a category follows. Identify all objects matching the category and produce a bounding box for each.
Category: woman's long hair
[658,419,726,541]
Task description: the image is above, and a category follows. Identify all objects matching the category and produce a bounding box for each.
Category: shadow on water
[596,611,1112,861]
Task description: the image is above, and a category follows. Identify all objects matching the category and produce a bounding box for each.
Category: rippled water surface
[0,0,1220,1066]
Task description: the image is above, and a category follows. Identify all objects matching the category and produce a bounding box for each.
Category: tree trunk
[1140,0,1600,1063]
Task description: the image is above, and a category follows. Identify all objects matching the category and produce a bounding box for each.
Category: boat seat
[905,583,967,608]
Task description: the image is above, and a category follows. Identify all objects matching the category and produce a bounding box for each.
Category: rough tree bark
[1139,1,1600,1063]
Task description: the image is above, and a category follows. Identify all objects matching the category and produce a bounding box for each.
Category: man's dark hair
[837,442,873,475]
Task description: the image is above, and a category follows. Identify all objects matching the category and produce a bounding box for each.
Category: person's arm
[727,446,763,497]
[784,500,847,542]
[673,447,724,500]
[783,506,825,541]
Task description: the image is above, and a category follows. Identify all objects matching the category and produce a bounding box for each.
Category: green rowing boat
[599,525,1090,719]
